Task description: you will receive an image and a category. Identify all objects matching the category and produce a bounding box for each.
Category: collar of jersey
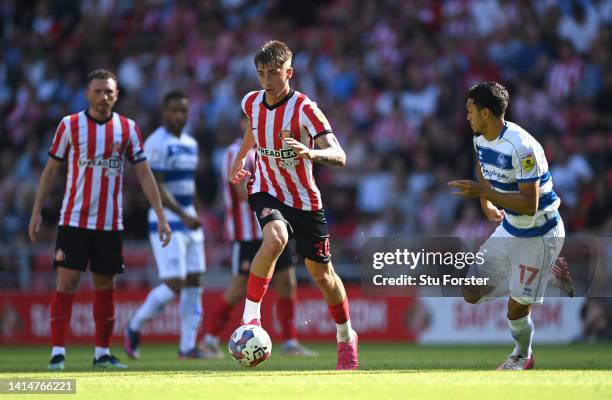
[85,110,114,125]
[262,90,295,110]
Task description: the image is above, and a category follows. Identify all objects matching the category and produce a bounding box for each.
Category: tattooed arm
[283,133,346,167]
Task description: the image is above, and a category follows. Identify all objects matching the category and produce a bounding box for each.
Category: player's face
[86,78,118,118]
[257,62,293,101]
[163,98,189,133]
[466,98,484,134]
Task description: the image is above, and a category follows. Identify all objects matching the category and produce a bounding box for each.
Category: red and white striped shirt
[241,90,331,211]
[222,141,261,241]
[48,111,146,231]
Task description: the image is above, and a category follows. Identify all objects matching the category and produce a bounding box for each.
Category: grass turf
[1,343,611,400]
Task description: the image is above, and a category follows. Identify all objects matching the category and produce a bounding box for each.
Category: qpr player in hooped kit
[124,90,206,360]
[449,82,575,371]
[29,69,171,370]
[229,40,358,370]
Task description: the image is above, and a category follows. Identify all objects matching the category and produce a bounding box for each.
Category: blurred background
[0,0,611,345]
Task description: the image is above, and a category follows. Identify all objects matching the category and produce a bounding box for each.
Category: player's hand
[482,202,504,222]
[181,214,201,230]
[28,213,42,243]
[283,137,313,159]
[229,156,251,184]
[448,180,483,197]
[158,219,172,247]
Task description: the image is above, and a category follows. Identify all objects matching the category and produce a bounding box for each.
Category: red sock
[327,297,350,324]
[246,273,271,303]
[50,291,74,347]
[93,289,115,348]
[276,297,297,341]
[206,298,234,336]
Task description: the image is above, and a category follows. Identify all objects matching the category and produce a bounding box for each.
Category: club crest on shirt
[497,153,507,168]
[520,153,535,172]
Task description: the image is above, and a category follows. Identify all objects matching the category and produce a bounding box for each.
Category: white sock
[204,334,219,346]
[94,346,110,359]
[242,299,261,324]
[336,320,355,343]
[129,283,176,331]
[179,287,203,353]
[51,346,65,357]
[509,314,534,358]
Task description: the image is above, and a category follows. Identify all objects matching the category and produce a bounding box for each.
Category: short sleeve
[48,118,70,161]
[514,141,546,182]
[127,120,147,164]
[145,135,166,172]
[241,91,258,119]
[300,101,332,139]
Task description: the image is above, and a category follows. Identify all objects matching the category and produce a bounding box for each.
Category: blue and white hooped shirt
[474,121,561,237]
[144,126,202,238]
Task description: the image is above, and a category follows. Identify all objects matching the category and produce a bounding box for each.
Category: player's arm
[449,178,539,216]
[232,177,250,201]
[229,124,256,184]
[475,160,504,222]
[133,161,171,246]
[28,158,62,243]
[283,133,346,167]
[153,171,201,229]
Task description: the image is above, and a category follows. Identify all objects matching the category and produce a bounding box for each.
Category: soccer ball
[228,324,272,367]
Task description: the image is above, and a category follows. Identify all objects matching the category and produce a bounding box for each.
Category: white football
[228,324,272,367]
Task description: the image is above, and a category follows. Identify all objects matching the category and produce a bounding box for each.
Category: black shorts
[248,192,331,263]
[230,240,295,276]
[53,226,125,275]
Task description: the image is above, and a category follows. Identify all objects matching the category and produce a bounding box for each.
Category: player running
[229,40,358,370]
[124,90,206,360]
[200,138,316,358]
[29,69,171,370]
[449,81,575,371]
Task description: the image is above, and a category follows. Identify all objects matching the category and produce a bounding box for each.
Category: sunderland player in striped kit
[28,69,171,370]
[200,137,316,358]
[124,91,206,359]
[449,82,575,370]
[229,41,358,370]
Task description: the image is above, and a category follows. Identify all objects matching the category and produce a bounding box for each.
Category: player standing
[229,40,358,370]
[29,69,171,370]
[124,90,206,359]
[201,138,316,358]
[449,81,574,370]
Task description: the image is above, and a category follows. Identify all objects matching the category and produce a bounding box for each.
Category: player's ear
[286,66,293,80]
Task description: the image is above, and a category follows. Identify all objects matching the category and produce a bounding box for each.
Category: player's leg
[125,232,185,358]
[242,220,288,324]
[498,222,564,371]
[178,234,206,358]
[48,226,88,370]
[273,262,318,357]
[201,241,251,358]
[90,230,127,368]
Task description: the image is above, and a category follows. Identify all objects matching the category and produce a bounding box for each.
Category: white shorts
[149,230,206,280]
[475,219,565,305]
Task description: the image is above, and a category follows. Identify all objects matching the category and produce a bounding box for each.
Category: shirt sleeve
[48,118,70,161]
[145,135,166,172]
[513,140,546,182]
[126,120,147,164]
[241,91,258,119]
[300,101,333,139]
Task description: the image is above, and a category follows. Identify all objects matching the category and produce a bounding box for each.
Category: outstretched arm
[283,133,346,167]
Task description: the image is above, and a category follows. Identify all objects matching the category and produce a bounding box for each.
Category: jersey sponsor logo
[279,159,300,168]
[78,158,121,169]
[257,147,297,160]
[520,153,535,172]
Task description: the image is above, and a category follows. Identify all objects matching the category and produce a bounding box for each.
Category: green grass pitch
[1,343,611,400]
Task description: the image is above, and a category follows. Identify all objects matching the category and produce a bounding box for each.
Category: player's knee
[263,224,288,254]
[56,278,79,294]
[463,294,481,304]
[163,278,183,294]
[310,265,335,289]
[507,298,531,320]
